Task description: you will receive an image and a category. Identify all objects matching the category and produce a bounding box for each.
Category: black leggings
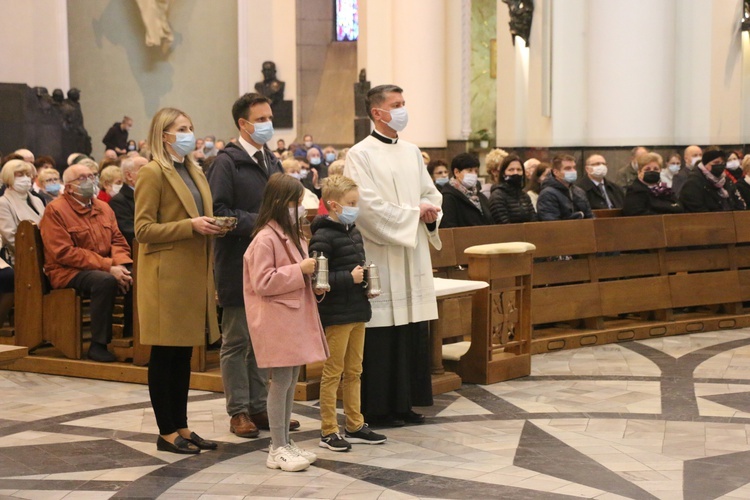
[148,345,192,435]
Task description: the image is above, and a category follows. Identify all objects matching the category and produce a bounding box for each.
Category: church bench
[429,211,750,372]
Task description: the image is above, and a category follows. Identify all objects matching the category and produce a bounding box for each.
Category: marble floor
[4,330,750,499]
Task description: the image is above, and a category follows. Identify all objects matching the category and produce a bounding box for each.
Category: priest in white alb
[344,84,443,427]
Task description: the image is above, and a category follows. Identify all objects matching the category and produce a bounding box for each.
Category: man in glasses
[39,163,133,362]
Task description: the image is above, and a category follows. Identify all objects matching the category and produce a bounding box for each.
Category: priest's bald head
[366,84,408,138]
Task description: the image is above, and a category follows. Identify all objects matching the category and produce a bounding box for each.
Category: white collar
[239,136,260,157]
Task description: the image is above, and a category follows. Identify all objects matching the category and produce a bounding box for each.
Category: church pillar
[0,0,69,89]
[358,0,447,147]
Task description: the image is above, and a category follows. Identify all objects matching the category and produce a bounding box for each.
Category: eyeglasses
[73,174,97,183]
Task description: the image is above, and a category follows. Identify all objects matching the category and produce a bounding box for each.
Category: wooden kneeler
[15,221,82,359]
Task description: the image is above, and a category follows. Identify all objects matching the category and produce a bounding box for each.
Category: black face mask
[710,163,726,177]
[504,174,524,188]
[643,171,661,185]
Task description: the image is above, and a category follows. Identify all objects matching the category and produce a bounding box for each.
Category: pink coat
[243,221,329,368]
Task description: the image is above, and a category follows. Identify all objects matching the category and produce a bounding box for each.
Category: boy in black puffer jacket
[309,175,387,452]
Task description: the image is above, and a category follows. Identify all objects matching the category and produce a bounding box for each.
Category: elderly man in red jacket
[39,163,133,362]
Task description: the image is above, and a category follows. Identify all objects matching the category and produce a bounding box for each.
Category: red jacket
[39,193,132,289]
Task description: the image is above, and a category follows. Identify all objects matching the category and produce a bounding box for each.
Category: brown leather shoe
[250,410,300,431]
[229,412,259,438]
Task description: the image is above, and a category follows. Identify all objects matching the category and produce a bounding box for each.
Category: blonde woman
[0,160,45,265]
[97,165,124,203]
[481,148,509,199]
[135,107,223,455]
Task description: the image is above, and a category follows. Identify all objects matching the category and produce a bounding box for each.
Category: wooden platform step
[0,345,27,365]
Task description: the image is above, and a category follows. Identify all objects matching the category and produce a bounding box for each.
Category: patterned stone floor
[4,330,750,499]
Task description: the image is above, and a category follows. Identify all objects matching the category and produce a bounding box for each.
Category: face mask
[289,172,302,180]
[461,172,478,188]
[289,205,307,222]
[204,141,214,150]
[668,164,681,174]
[711,164,726,177]
[337,205,359,225]
[299,169,309,179]
[727,159,741,171]
[563,171,578,184]
[691,156,701,167]
[325,153,336,163]
[504,174,524,187]
[435,177,450,186]
[73,179,96,199]
[310,157,321,166]
[45,182,62,195]
[167,132,196,157]
[248,121,274,144]
[643,171,661,184]
[110,183,123,196]
[590,165,608,178]
[304,141,313,148]
[127,144,136,151]
[13,176,32,193]
[383,107,408,132]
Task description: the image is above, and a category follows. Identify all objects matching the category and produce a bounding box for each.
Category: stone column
[358,0,447,147]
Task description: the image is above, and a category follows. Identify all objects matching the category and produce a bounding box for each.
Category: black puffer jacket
[489,182,537,224]
[309,216,372,328]
[208,142,283,307]
[536,176,594,221]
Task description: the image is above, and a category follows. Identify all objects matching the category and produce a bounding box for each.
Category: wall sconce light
[743,0,750,32]
[502,0,534,47]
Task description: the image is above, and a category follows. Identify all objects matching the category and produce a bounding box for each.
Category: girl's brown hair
[253,173,306,253]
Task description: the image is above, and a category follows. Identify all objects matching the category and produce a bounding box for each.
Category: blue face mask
[337,205,359,225]
[204,141,214,150]
[310,156,321,166]
[325,153,336,163]
[248,121,274,144]
[168,132,196,157]
[563,171,578,184]
[435,177,450,186]
[46,182,62,195]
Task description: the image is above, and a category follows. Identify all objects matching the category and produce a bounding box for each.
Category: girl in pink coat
[243,173,329,472]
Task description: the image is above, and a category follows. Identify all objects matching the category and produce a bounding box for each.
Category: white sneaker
[266,444,310,472]
[289,439,317,464]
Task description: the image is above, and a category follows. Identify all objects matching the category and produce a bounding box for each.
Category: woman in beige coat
[135,107,223,454]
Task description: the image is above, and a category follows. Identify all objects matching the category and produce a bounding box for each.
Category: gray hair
[365,84,403,120]
[120,157,136,175]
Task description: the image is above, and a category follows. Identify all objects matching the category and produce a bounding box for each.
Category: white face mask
[461,172,478,188]
[590,165,607,178]
[109,183,123,196]
[381,107,408,132]
[691,156,701,167]
[727,159,741,170]
[668,163,681,174]
[13,176,33,194]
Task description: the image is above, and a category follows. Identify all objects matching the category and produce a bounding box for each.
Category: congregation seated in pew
[488,154,537,224]
[38,163,133,362]
[623,152,684,216]
[440,153,493,228]
[680,148,747,213]
[0,159,46,266]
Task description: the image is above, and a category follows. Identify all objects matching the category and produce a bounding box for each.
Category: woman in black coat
[440,153,493,228]
[679,149,746,213]
[489,154,537,224]
[623,152,683,216]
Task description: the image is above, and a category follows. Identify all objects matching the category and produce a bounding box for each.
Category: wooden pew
[15,221,82,359]
[429,211,750,373]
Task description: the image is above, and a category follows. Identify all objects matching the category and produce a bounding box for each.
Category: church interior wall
[67,0,239,159]
[296,0,356,146]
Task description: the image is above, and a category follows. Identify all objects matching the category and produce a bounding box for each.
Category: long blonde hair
[148,107,200,171]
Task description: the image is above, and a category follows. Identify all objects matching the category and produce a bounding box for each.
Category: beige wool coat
[134,160,220,346]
